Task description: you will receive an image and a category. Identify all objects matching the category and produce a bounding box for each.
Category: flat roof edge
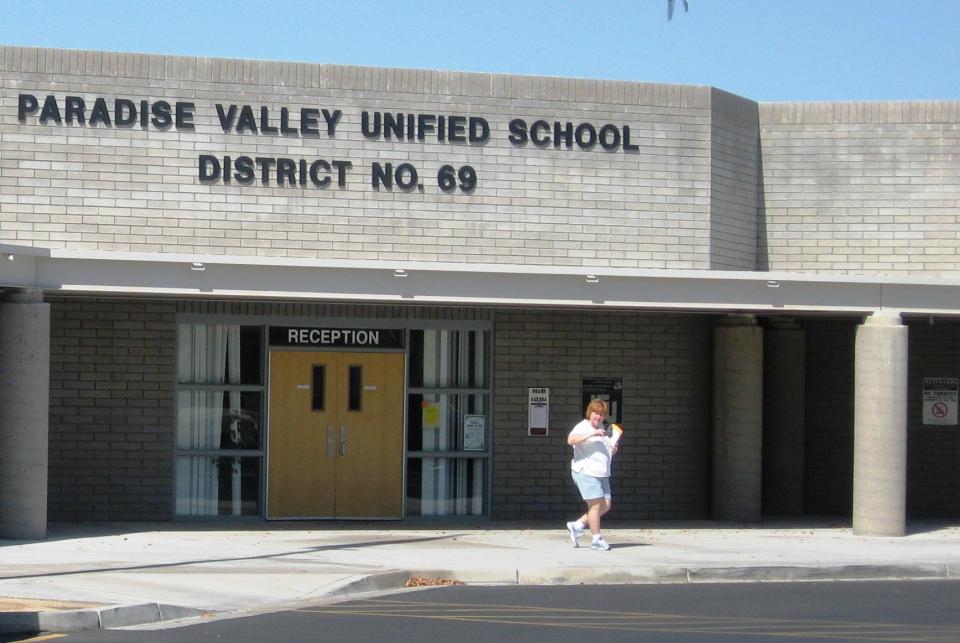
[2,244,958,316]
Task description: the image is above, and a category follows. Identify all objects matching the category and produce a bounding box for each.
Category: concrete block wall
[759,101,960,276]
[44,296,960,522]
[0,45,715,269]
[48,298,177,521]
[906,318,960,517]
[490,309,711,521]
[802,318,857,516]
[47,297,492,521]
[710,89,760,270]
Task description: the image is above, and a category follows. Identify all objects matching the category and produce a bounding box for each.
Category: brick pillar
[0,288,50,540]
[712,315,763,522]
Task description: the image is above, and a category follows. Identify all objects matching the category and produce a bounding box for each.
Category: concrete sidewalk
[2,519,959,635]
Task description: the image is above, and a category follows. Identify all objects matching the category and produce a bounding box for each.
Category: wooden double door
[267,350,405,519]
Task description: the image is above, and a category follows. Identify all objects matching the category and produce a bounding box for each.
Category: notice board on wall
[528,387,549,436]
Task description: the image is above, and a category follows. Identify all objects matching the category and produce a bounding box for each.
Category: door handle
[327,426,335,458]
[339,426,347,456]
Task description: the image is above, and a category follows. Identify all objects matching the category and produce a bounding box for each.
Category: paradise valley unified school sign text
[17,93,641,193]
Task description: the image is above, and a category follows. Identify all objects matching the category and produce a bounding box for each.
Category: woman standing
[565,399,618,550]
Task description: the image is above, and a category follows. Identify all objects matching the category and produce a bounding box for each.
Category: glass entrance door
[266,350,405,519]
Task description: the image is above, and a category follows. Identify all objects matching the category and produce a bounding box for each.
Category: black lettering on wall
[507,118,527,145]
[40,96,62,124]
[64,96,85,124]
[301,108,320,135]
[259,106,278,135]
[115,99,137,127]
[469,117,490,143]
[234,156,255,183]
[175,103,195,130]
[331,160,351,188]
[199,155,220,181]
[216,104,238,131]
[448,115,467,142]
[89,98,111,126]
[17,94,38,121]
[151,101,173,129]
[322,109,342,136]
[530,120,551,146]
[236,106,258,134]
[361,111,381,138]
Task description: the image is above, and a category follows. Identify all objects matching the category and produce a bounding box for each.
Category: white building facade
[1,46,958,538]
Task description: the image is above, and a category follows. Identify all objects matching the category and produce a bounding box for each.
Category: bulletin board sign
[528,387,549,436]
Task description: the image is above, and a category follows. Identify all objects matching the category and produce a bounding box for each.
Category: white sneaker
[590,536,610,551]
[566,521,583,547]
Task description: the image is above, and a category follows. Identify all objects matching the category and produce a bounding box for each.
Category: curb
[312,563,957,601]
[0,603,208,635]
[519,563,954,586]
[315,567,520,599]
[685,563,952,583]
[1,563,954,634]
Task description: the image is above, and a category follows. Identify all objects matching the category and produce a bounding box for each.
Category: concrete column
[762,320,806,516]
[0,288,50,540]
[853,311,908,536]
[712,315,763,522]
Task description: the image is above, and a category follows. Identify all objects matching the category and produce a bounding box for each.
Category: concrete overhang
[1,243,959,316]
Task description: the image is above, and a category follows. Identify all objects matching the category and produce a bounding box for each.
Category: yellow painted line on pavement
[5,635,66,643]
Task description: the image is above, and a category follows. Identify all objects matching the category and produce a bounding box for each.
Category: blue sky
[2,0,958,101]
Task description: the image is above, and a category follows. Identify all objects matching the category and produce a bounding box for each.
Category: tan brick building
[1,46,958,538]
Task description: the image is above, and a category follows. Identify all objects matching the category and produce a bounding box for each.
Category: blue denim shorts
[572,471,611,500]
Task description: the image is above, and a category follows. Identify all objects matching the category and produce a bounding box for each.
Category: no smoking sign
[923,378,958,426]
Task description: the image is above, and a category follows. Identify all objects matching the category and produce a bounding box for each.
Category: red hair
[584,399,607,418]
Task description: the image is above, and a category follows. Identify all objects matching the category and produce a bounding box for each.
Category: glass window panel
[348,365,362,411]
[239,326,263,385]
[177,324,238,385]
[176,390,261,450]
[176,322,264,519]
[312,365,325,411]
[405,456,486,516]
[407,393,489,452]
[407,394,424,451]
[175,456,261,516]
[229,391,262,450]
[408,329,490,389]
[409,331,425,388]
[177,324,262,385]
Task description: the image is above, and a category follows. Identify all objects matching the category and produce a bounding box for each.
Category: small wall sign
[463,415,486,450]
[269,326,404,349]
[923,377,958,426]
[528,387,549,437]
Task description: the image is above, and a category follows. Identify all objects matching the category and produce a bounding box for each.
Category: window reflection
[175,456,260,516]
[406,457,485,516]
[175,323,263,517]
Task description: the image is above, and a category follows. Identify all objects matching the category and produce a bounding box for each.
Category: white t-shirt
[569,418,613,477]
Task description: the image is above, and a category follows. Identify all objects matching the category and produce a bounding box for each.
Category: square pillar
[0,288,50,540]
[712,315,763,522]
